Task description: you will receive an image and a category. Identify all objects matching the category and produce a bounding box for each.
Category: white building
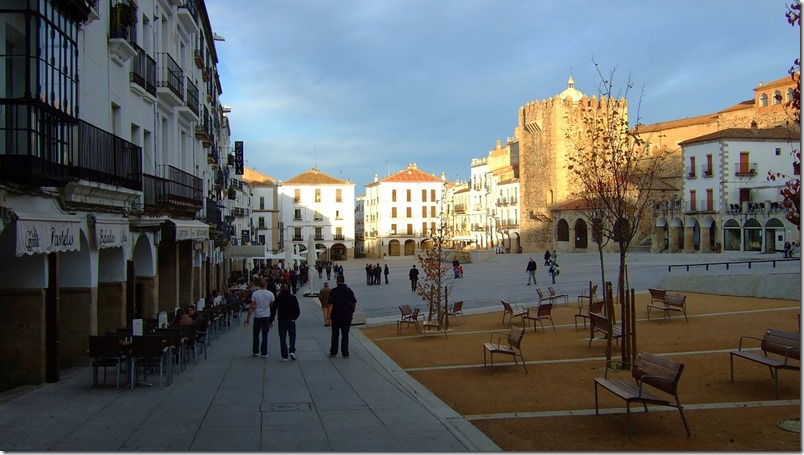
[0,0,245,392]
[243,168,278,250]
[656,125,800,253]
[363,163,445,258]
[278,168,355,262]
[355,194,366,257]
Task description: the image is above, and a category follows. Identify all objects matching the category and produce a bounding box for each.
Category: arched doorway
[404,239,416,256]
[765,218,785,252]
[331,243,346,261]
[574,219,588,249]
[723,219,741,250]
[556,219,569,242]
[420,239,433,250]
[686,217,700,251]
[743,219,762,251]
[388,240,400,257]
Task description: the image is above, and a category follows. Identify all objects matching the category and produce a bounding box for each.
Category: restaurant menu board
[158,311,168,328]
[132,319,143,336]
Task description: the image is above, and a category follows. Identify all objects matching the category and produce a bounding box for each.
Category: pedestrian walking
[244,279,275,357]
[384,264,390,284]
[549,261,560,284]
[409,264,419,291]
[328,274,357,358]
[270,283,300,361]
[325,262,332,280]
[319,282,331,326]
[526,258,537,285]
[543,249,551,266]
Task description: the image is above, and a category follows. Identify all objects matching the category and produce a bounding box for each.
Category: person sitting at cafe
[172,308,194,326]
[186,304,204,327]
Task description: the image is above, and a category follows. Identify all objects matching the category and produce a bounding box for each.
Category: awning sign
[15,212,81,257]
[171,220,209,241]
[95,222,130,249]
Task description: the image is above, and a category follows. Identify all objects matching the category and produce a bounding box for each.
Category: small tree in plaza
[416,213,456,328]
[565,62,671,363]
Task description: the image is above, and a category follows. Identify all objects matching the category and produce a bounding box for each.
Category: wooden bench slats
[730,328,801,399]
[646,290,688,322]
[594,352,690,439]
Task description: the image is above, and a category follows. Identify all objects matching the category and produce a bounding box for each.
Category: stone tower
[516,75,628,253]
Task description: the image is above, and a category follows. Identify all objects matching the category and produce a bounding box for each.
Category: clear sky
[206,0,800,193]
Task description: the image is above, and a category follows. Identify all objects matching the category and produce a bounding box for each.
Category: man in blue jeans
[327,274,357,358]
[244,279,274,357]
[270,283,300,361]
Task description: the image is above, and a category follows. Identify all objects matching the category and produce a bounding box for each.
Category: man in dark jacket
[327,275,357,358]
[269,283,301,361]
[409,265,419,292]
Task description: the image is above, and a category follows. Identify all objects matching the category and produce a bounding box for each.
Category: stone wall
[659,272,800,301]
[0,289,45,392]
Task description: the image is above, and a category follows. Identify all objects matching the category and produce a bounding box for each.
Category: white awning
[169,219,209,241]
[224,244,266,258]
[94,218,130,249]
[14,211,81,257]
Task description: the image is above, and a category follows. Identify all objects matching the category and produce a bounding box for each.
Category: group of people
[243,269,358,361]
[783,241,800,258]
[316,261,344,281]
[365,263,389,285]
[529,249,559,285]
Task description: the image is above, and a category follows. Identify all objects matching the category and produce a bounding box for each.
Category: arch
[773,90,782,105]
[760,93,769,107]
[420,239,434,250]
[787,87,795,103]
[723,218,741,251]
[98,245,125,282]
[686,217,700,251]
[556,219,569,242]
[330,243,347,261]
[133,233,155,277]
[388,239,401,257]
[573,219,588,249]
[765,218,786,252]
[403,239,416,256]
[61,229,92,287]
[0,225,47,289]
[742,218,762,251]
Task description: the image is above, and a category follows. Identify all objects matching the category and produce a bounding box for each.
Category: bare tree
[566,63,671,362]
[416,210,456,328]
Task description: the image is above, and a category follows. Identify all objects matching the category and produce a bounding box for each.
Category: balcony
[193,44,205,69]
[734,163,758,177]
[231,207,249,218]
[194,107,212,146]
[314,235,324,241]
[71,120,143,192]
[293,236,303,241]
[207,146,220,169]
[142,165,203,215]
[454,204,466,214]
[685,166,696,179]
[205,197,221,226]
[177,77,199,122]
[334,235,345,240]
[129,44,157,101]
[176,0,199,34]
[156,52,184,107]
[108,1,137,65]
[685,199,716,213]
[701,164,714,178]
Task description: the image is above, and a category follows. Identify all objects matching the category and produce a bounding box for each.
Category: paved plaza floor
[0,250,799,451]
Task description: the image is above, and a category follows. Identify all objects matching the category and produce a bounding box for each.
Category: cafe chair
[88,335,125,389]
[131,335,169,389]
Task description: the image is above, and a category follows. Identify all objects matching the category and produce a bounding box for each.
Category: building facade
[0,0,247,392]
[363,164,445,258]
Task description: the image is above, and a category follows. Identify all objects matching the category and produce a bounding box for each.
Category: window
[706,189,713,211]
[294,227,302,240]
[431,189,436,201]
[258,235,265,245]
[258,217,266,229]
[294,209,302,220]
[294,189,301,203]
[391,207,397,218]
[430,206,436,217]
[392,190,397,202]
[335,227,343,240]
[406,189,411,202]
[421,206,427,217]
[431,221,436,233]
[335,210,342,220]
[315,189,321,202]
[776,147,782,156]
[406,207,412,218]
[422,189,427,202]
[688,156,696,177]
[314,227,322,240]
[705,154,713,176]
[689,190,697,211]
[739,151,750,174]
[259,197,265,210]
[759,93,768,107]
[773,90,782,105]
[407,224,413,235]
[336,189,342,202]
[314,210,323,221]
[787,88,795,103]
[391,223,397,234]
[422,222,427,234]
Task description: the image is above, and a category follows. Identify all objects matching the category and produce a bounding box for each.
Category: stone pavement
[0,295,498,451]
[0,250,798,451]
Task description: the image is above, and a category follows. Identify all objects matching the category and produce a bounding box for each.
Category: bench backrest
[501,300,513,312]
[589,300,605,314]
[632,351,684,396]
[761,328,801,360]
[649,288,666,300]
[663,292,686,308]
[399,305,412,317]
[507,326,525,350]
[589,312,610,331]
[535,303,553,317]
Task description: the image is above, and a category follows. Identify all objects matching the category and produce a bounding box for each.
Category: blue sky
[206,0,800,192]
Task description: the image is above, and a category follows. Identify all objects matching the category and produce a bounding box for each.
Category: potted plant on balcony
[110,2,137,39]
